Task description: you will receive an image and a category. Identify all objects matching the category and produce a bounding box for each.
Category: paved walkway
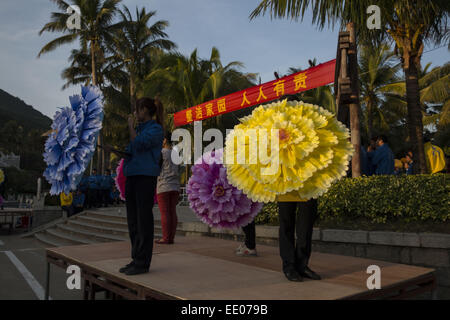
[0,205,200,300]
[0,233,85,300]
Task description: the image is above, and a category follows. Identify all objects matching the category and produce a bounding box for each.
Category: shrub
[255,202,279,225]
[254,174,449,225]
[318,174,449,223]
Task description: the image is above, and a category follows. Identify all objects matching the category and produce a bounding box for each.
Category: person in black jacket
[278,199,321,282]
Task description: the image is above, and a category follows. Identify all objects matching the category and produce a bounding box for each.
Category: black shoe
[299,266,321,280]
[284,269,303,282]
[119,261,134,273]
[124,266,149,276]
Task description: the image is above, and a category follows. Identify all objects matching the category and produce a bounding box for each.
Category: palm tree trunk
[90,40,103,174]
[404,57,426,174]
[90,41,97,86]
[367,100,373,140]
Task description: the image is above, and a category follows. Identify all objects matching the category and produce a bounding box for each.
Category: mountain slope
[0,88,51,131]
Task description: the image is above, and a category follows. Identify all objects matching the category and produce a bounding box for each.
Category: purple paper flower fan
[187,149,263,229]
[43,85,104,195]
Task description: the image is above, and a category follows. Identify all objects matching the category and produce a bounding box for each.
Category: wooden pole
[346,22,361,178]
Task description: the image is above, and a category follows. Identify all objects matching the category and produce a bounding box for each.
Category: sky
[0,0,448,119]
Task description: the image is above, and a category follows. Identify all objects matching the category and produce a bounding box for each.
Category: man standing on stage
[278,200,322,282]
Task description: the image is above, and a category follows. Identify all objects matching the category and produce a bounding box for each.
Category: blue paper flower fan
[43,85,104,195]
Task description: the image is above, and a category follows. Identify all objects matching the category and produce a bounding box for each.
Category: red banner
[173,59,336,127]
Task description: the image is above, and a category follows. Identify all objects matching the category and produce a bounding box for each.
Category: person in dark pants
[88,169,100,208]
[100,169,114,207]
[278,199,321,282]
[235,220,257,256]
[155,132,181,245]
[107,97,164,276]
[367,135,395,175]
[72,189,85,214]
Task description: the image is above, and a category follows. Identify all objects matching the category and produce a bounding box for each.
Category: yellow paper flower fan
[224,100,354,203]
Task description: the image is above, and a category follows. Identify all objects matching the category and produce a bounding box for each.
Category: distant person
[394,159,403,175]
[360,145,370,176]
[424,138,446,174]
[366,137,378,176]
[368,135,395,175]
[60,191,74,217]
[155,132,180,245]
[404,151,414,175]
[100,169,114,207]
[110,186,120,205]
[88,169,100,208]
[72,189,85,214]
[0,193,4,210]
[79,175,89,195]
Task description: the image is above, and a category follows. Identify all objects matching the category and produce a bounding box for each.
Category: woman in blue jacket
[119,97,164,276]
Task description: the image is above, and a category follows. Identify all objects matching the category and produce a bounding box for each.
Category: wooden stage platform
[45,235,436,300]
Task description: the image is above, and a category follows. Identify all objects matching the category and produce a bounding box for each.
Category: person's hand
[128,114,135,128]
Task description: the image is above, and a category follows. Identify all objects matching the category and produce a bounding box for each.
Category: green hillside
[0,88,51,131]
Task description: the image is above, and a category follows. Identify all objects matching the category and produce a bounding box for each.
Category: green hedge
[255,174,450,225]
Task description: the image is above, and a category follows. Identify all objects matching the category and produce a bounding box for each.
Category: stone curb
[369,231,421,247]
[322,229,368,244]
[177,222,450,249]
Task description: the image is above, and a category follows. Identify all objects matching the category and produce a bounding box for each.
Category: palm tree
[358,43,402,139]
[250,0,449,173]
[39,0,122,173]
[61,49,92,89]
[382,62,450,147]
[288,59,337,114]
[145,47,256,131]
[38,0,122,86]
[145,48,256,179]
[109,6,176,112]
[61,47,128,90]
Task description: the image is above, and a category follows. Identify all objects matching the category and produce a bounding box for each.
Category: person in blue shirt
[79,175,89,194]
[360,145,370,176]
[110,186,120,205]
[88,168,100,208]
[365,137,378,176]
[368,135,395,175]
[100,169,114,207]
[72,189,86,214]
[106,97,164,276]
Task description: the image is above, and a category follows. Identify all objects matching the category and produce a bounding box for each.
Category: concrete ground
[0,232,85,300]
[0,204,200,300]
